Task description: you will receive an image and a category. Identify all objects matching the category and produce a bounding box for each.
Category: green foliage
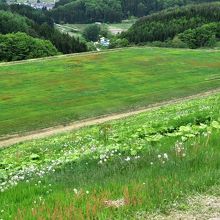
[6,4,54,25]
[0,0,6,3]
[123,2,220,46]
[51,0,123,23]
[50,0,220,23]
[179,23,219,48]
[109,37,129,48]
[38,23,87,53]
[1,93,220,219]
[99,25,111,38]
[81,23,111,42]
[0,10,30,34]
[82,24,100,41]
[0,32,58,61]
[171,36,188,48]
[0,6,87,56]
[86,41,97,51]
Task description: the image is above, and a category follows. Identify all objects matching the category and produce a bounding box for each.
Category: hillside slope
[1,92,220,219]
[122,2,220,47]
[0,47,220,137]
[50,0,219,23]
[0,4,87,58]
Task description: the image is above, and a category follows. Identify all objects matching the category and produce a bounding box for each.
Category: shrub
[0,32,58,61]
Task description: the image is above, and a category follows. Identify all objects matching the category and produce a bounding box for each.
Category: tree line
[121,2,220,48]
[0,4,87,61]
[50,0,219,23]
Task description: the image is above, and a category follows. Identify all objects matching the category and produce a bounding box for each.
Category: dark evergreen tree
[122,3,220,44]
[49,0,219,23]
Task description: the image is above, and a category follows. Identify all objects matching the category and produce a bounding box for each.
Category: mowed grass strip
[0,47,220,137]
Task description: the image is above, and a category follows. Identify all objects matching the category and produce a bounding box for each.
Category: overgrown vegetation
[1,93,220,219]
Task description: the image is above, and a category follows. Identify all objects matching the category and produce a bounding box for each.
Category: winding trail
[0,88,220,149]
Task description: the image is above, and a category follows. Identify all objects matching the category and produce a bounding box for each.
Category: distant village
[7,0,55,10]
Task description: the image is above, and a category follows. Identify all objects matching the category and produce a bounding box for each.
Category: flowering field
[1,47,220,137]
[0,92,220,219]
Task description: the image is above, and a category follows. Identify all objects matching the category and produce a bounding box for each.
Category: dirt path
[145,194,220,220]
[1,89,220,149]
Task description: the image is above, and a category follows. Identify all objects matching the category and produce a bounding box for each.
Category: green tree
[109,37,129,48]
[83,24,101,41]
[122,3,220,44]
[0,10,30,34]
[137,3,147,17]
[179,24,217,48]
[0,32,58,61]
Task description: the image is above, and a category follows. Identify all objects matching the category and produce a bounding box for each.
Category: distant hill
[121,2,220,48]
[50,0,219,23]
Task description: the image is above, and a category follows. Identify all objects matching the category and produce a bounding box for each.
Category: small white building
[30,2,55,10]
[100,37,110,47]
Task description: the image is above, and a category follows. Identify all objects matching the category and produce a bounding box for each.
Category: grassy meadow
[55,19,136,38]
[1,93,220,219]
[1,47,220,137]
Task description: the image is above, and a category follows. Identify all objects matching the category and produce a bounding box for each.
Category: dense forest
[0,4,87,61]
[50,0,219,23]
[121,2,220,48]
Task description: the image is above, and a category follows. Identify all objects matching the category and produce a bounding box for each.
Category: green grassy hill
[1,47,220,137]
[1,92,220,219]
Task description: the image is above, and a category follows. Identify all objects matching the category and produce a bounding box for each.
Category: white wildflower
[163,153,168,160]
[125,157,131,161]
[73,188,78,194]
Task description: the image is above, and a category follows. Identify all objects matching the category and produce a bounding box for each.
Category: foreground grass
[1,130,220,219]
[0,93,220,219]
[1,47,220,137]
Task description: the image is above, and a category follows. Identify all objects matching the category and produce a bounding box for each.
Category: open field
[55,24,85,40]
[0,88,220,148]
[1,47,220,138]
[55,19,136,38]
[1,92,220,219]
[107,19,136,34]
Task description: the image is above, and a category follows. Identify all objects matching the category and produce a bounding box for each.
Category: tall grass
[1,93,220,219]
[1,130,219,219]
